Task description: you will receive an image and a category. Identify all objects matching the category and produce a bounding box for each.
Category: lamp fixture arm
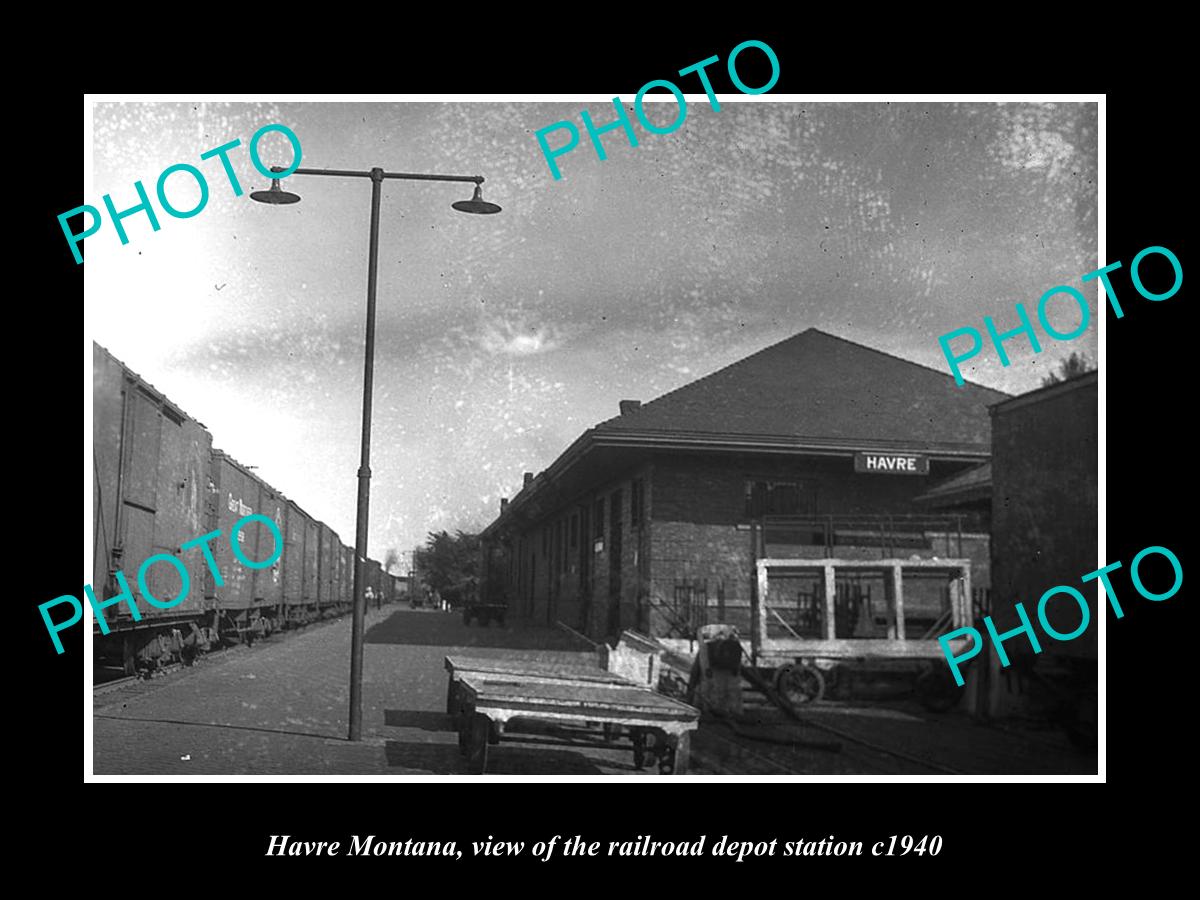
[270,165,484,184]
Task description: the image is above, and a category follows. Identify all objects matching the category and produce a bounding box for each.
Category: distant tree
[1042,351,1094,386]
[418,530,481,602]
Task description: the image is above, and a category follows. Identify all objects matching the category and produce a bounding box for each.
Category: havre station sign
[854,452,929,475]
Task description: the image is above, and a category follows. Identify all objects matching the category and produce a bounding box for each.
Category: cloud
[988,106,1078,180]
[477,316,561,356]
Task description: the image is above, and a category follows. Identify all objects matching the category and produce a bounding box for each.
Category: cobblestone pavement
[94,607,667,775]
[94,607,1095,776]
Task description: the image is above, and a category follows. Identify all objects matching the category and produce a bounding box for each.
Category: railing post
[754,559,769,659]
[823,563,837,641]
[959,564,972,629]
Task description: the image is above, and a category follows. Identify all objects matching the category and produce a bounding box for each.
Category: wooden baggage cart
[455,675,700,775]
[443,655,631,720]
[752,557,975,708]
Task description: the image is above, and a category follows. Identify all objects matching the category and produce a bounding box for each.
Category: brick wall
[498,463,654,643]
[495,449,992,645]
[650,520,757,636]
[651,452,977,522]
[991,377,1098,657]
[647,451,990,639]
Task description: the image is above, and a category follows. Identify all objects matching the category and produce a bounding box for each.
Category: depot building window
[745,479,807,517]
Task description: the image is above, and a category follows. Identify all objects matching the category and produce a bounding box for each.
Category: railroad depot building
[481,329,1009,647]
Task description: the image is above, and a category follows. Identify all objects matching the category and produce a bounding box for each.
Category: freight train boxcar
[317,522,341,615]
[207,450,285,639]
[254,480,287,624]
[92,342,378,679]
[330,537,344,610]
[92,344,214,671]
[283,500,320,626]
[303,515,319,613]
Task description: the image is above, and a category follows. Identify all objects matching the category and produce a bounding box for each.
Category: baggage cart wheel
[775,662,825,705]
[465,713,490,774]
[647,732,670,774]
[658,750,676,775]
[671,733,692,776]
[657,735,677,775]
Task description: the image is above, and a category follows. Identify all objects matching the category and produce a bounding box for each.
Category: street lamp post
[252,164,500,742]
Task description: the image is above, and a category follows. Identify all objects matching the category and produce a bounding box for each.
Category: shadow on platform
[93,713,338,742]
[384,709,456,732]
[365,608,592,652]
[383,740,605,774]
[384,710,631,754]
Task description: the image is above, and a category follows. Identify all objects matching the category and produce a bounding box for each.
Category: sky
[87,99,1098,564]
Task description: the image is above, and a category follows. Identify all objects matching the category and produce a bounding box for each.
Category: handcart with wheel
[454,675,699,775]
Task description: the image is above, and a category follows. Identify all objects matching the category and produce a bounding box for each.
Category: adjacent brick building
[987,371,1098,715]
[480,329,1009,644]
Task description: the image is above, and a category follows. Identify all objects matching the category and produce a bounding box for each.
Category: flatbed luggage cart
[443,655,630,719]
[453,673,700,775]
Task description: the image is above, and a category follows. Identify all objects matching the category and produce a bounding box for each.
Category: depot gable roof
[485,329,1010,536]
[597,329,1009,450]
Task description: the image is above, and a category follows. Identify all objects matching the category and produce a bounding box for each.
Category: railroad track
[693,722,807,775]
[92,609,372,699]
[657,651,963,775]
[93,648,243,696]
[690,707,960,776]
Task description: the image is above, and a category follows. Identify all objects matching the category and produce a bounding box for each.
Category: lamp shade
[452,184,501,215]
[250,180,301,205]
